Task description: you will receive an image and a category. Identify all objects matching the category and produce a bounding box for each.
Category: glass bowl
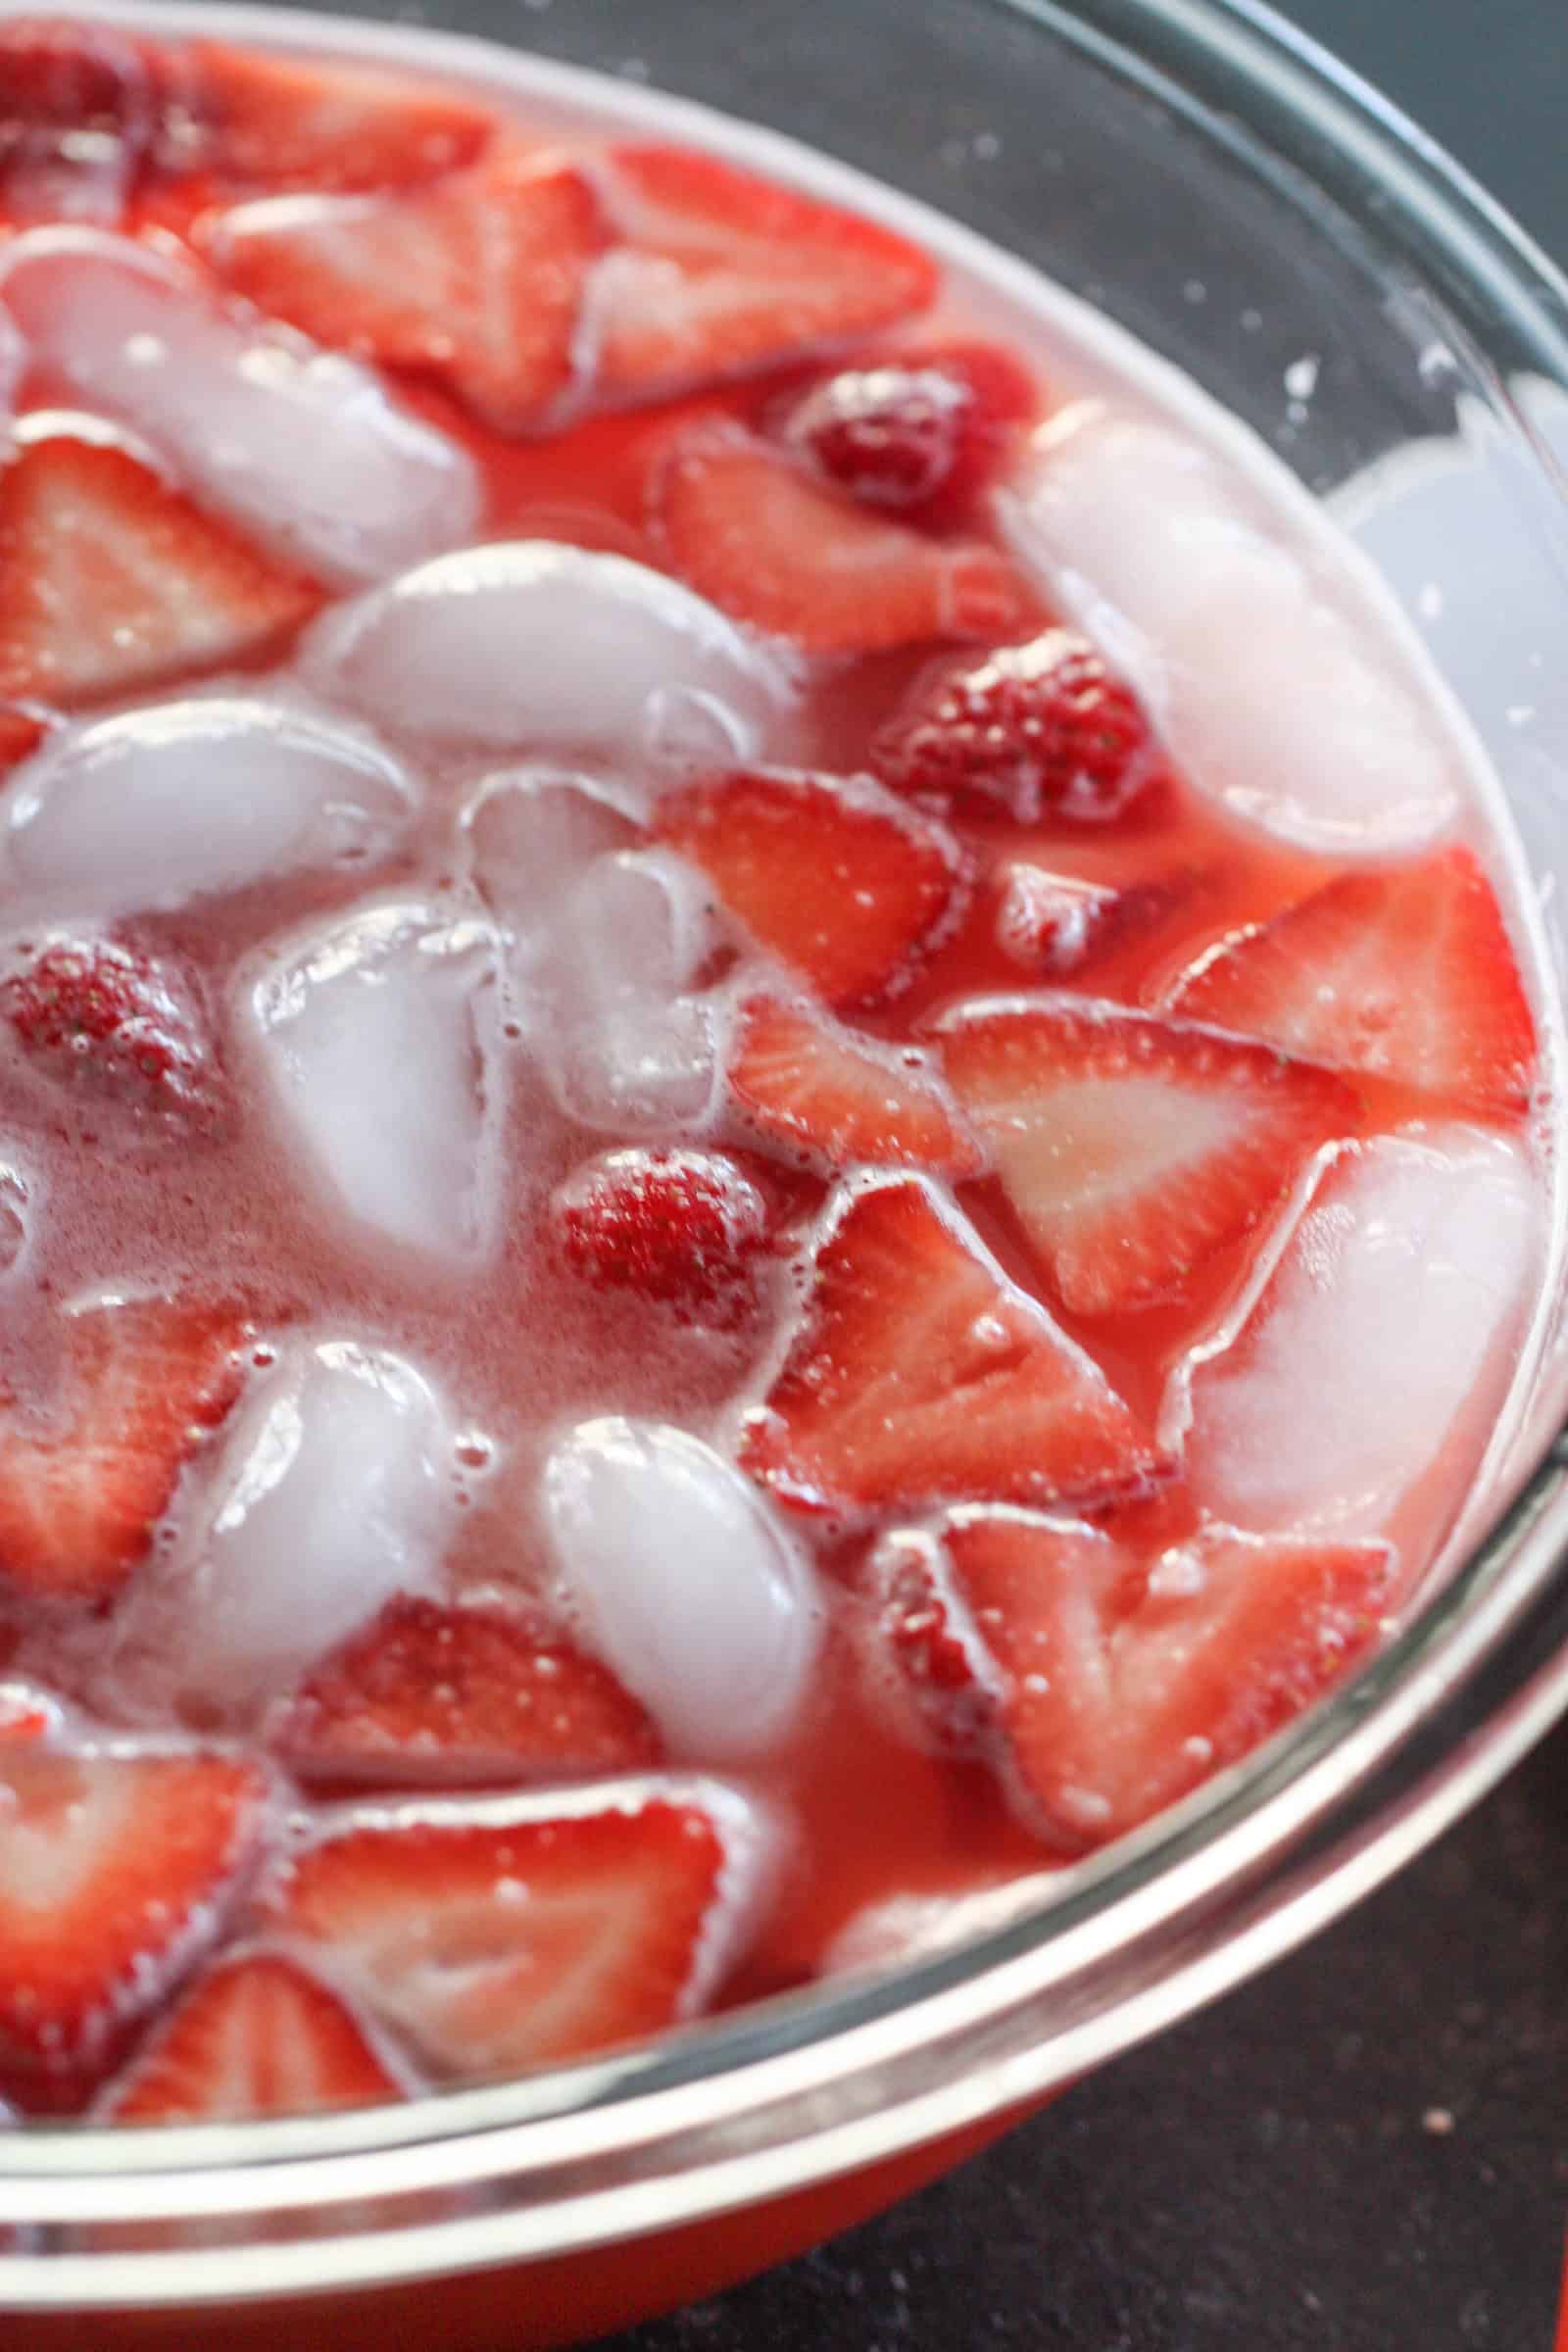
[5,0,1568,2342]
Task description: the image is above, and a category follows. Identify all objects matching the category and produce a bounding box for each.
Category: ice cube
[999,403,1462,857]
[543,1416,822,1757]
[0,1167,27,1276]
[1170,1127,1541,1539]
[462,765,643,954]
[303,539,798,760]
[242,899,503,1269]
[527,849,722,1134]
[0,698,417,917]
[162,1338,458,1713]
[0,228,479,583]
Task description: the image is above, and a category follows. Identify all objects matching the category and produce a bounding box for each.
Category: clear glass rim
[7,0,1568,2306]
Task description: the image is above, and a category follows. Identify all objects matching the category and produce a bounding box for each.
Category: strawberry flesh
[0,17,154,220]
[0,1746,268,2099]
[730,993,984,1178]
[103,1950,408,2122]
[934,995,1360,1316]
[655,767,967,1011]
[273,1598,662,1788]
[552,1147,775,1324]
[0,433,321,710]
[649,425,1032,656]
[741,1174,1159,1517]
[164,38,497,191]
[1161,846,1538,1120]
[780,341,1037,523]
[266,1784,764,2080]
[0,710,47,771]
[872,629,1158,824]
[874,1508,1396,1849]
[590,143,939,406]
[994,860,1212,980]
[0,1296,253,1604]
[204,150,609,433]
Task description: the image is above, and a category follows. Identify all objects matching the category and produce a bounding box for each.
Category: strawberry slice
[203,150,608,433]
[166,38,497,192]
[654,767,967,1011]
[741,1175,1159,1517]
[1161,847,1537,1121]
[551,1147,776,1325]
[588,143,938,406]
[102,1950,409,2122]
[0,433,320,709]
[994,861,1211,979]
[0,1745,268,2096]
[0,17,154,222]
[272,1598,661,1789]
[871,630,1159,824]
[0,710,46,772]
[873,1507,1396,1849]
[648,425,1031,656]
[933,996,1359,1317]
[264,1779,770,2080]
[729,994,983,1178]
[779,340,1038,524]
[0,1295,254,1604]
[1,934,219,1129]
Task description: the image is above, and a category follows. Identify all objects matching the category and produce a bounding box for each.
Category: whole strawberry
[872,628,1158,824]
[1,935,215,1123]
[553,1148,774,1324]
[779,342,1037,523]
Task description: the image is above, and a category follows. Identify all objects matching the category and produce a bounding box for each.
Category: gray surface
[599,6,1568,2348]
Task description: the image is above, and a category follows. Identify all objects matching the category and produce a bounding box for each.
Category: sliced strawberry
[0,1295,253,1604]
[994,861,1210,979]
[934,996,1358,1318]
[203,150,608,433]
[873,1508,1395,1849]
[273,1598,661,1789]
[779,341,1037,524]
[649,426,1031,656]
[0,18,154,221]
[0,710,46,772]
[1,934,216,1125]
[551,1147,775,1325]
[741,1175,1158,1517]
[0,1745,268,2094]
[102,1950,408,2123]
[654,767,966,1011]
[0,434,320,709]
[265,1780,769,2080]
[729,994,983,1178]
[1161,847,1538,1120]
[166,38,497,192]
[872,629,1159,824]
[588,143,937,407]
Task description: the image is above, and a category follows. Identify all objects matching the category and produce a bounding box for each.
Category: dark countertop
[601,7,1568,2348]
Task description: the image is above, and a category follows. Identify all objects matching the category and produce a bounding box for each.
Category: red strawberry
[649,426,1031,656]
[873,1508,1395,1849]
[994,860,1209,979]
[165,38,497,192]
[0,1681,60,1742]
[0,1745,268,2095]
[588,143,938,406]
[273,1598,661,1789]
[779,341,1037,523]
[102,1950,409,2123]
[1,935,215,1124]
[1160,847,1538,1121]
[933,995,1359,1318]
[0,1295,254,1604]
[872,629,1159,824]
[264,1780,770,2080]
[551,1147,775,1326]
[0,710,46,771]
[729,994,983,1178]
[0,17,154,221]
[741,1174,1159,1518]
[654,767,967,1011]
[203,150,608,434]
[0,434,320,709]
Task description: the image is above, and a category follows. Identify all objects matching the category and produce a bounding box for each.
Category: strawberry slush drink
[0,12,1550,2123]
